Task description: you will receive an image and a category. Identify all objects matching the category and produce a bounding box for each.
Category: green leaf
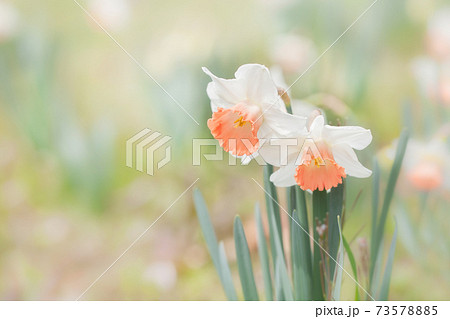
[370,158,380,263]
[267,202,292,300]
[263,165,284,259]
[342,235,360,301]
[218,242,238,301]
[293,187,313,300]
[371,130,408,285]
[378,222,398,301]
[328,182,345,278]
[371,239,384,299]
[234,216,259,301]
[255,204,273,300]
[276,255,294,301]
[312,189,327,300]
[291,208,312,300]
[331,216,344,301]
[193,189,237,300]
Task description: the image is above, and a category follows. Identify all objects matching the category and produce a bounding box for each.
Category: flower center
[207,102,263,156]
[233,116,247,128]
[294,142,346,191]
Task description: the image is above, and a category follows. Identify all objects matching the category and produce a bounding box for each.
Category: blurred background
[0,0,449,300]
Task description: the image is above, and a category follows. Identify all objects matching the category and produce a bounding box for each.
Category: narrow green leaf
[371,130,408,284]
[328,182,345,278]
[234,216,259,301]
[371,239,384,299]
[331,216,344,301]
[276,255,294,301]
[264,165,284,257]
[267,204,292,300]
[255,204,273,300]
[370,158,380,266]
[342,235,360,301]
[312,190,327,300]
[378,222,398,301]
[275,264,284,301]
[294,187,313,300]
[218,242,238,301]
[193,189,237,300]
[291,208,312,300]
[287,186,296,274]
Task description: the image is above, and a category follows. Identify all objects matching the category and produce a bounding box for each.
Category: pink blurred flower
[270,34,316,75]
[426,7,450,60]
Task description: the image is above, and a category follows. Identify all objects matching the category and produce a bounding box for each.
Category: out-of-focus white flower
[260,112,372,191]
[203,64,306,157]
[411,57,450,106]
[143,261,177,291]
[401,136,450,192]
[145,25,215,77]
[0,1,19,42]
[88,0,130,32]
[427,7,450,60]
[270,34,316,74]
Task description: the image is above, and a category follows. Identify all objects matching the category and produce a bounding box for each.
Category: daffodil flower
[260,113,372,191]
[203,64,306,157]
[402,136,449,191]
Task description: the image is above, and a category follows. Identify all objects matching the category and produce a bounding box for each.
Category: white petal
[269,164,297,187]
[291,99,320,118]
[257,135,300,166]
[324,125,372,150]
[333,144,372,178]
[234,64,280,107]
[261,108,307,138]
[309,114,325,138]
[202,67,246,111]
[269,65,288,91]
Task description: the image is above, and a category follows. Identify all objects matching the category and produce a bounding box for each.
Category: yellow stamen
[234,116,246,127]
[314,157,325,167]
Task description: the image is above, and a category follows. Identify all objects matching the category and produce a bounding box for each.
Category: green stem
[312,189,327,300]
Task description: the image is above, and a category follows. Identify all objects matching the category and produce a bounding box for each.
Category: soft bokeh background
[0,0,449,300]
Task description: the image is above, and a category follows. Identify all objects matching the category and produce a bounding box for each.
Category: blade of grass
[255,203,273,300]
[264,165,284,257]
[370,130,408,284]
[193,189,237,300]
[234,216,259,301]
[287,186,296,273]
[328,182,345,279]
[378,221,398,301]
[291,208,312,300]
[267,202,292,300]
[370,158,380,273]
[342,235,360,301]
[370,239,384,300]
[294,187,313,300]
[276,255,294,301]
[331,216,344,301]
[218,242,239,301]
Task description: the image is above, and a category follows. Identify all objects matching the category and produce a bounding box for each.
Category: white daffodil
[88,0,131,32]
[259,112,372,191]
[203,64,306,157]
[427,7,450,60]
[412,57,450,106]
[0,1,19,42]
